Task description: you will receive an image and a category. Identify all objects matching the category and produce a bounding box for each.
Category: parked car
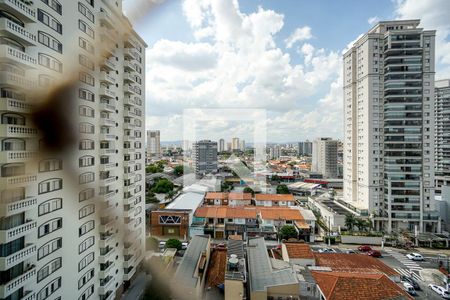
[406,253,424,261]
[400,275,421,291]
[358,245,372,252]
[402,282,416,296]
[181,242,188,250]
[367,250,382,258]
[318,248,337,253]
[344,249,356,254]
[428,284,450,299]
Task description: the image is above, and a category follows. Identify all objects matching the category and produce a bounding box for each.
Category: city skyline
[125,0,450,142]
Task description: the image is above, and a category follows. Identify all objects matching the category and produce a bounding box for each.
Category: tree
[151,178,174,193]
[279,225,298,240]
[146,163,164,174]
[165,238,182,250]
[276,184,289,194]
[243,187,254,195]
[173,165,184,176]
[271,175,281,182]
[345,214,356,231]
[355,218,368,232]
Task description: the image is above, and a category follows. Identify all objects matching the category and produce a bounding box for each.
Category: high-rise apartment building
[0,1,146,299]
[240,139,245,151]
[146,130,161,160]
[435,79,450,195]
[193,140,218,175]
[312,138,338,178]
[231,137,239,151]
[298,140,313,156]
[343,20,438,233]
[218,138,225,152]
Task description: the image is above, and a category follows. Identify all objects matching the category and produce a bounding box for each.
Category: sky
[123,0,450,143]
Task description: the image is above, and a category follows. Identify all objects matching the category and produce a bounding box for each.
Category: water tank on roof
[228,257,239,271]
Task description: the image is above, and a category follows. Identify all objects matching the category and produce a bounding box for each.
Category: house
[204,192,228,205]
[311,271,413,300]
[228,192,252,206]
[171,235,211,299]
[255,194,296,206]
[281,242,315,266]
[203,192,252,206]
[225,238,246,300]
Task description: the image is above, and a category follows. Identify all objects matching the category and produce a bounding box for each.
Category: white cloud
[367,16,380,25]
[146,0,343,142]
[285,26,313,48]
[395,0,450,78]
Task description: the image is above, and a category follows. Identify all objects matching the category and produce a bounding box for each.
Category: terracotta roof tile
[284,243,314,259]
[258,207,304,221]
[311,271,413,300]
[255,194,295,201]
[204,192,227,200]
[194,206,305,221]
[228,193,252,200]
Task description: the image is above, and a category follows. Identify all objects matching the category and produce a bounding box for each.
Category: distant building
[435,79,450,196]
[193,140,218,175]
[240,139,245,151]
[227,142,232,151]
[273,145,281,159]
[147,130,161,160]
[232,137,240,151]
[219,138,225,152]
[298,140,313,156]
[312,138,338,178]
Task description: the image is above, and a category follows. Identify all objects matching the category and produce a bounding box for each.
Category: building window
[39,159,62,172]
[78,252,94,271]
[79,37,94,53]
[37,9,62,34]
[78,20,94,38]
[79,72,95,86]
[79,155,94,167]
[38,74,54,87]
[79,139,94,150]
[79,122,94,134]
[78,236,94,254]
[79,105,94,117]
[79,204,95,219]
[38,237,62,260]
[37,277,62,300]
[37,257,62,283]
[79,54,94,71]
[79,188,95,202]
[38,31,62,53]
[38,178,63,194]
[38,198,62,216]
[78,268,94,289]
[78,284,94,300]
[79,88,94,102]
[38,53,62,72]
[41,0,62,15]
[79,220,94,237]
[38,217,62,238]
[78,2,94,23]
[79,172,94,184]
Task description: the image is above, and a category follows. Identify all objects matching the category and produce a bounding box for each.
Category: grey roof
[165,192,204,210]
[173,235,210,288]
[247,237,298,292]
[227,239,244,259]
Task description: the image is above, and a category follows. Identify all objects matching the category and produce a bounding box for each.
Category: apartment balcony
[100,72,116,85]
[123,73,136,83]
[99,148,116,155]
[0,220,36,243]
[124,134,136,141]
[123,61,136,73]
[0,98,33,113]
[99,87,116,99]
[98,11,114,28]
[124,48,138,59]
[124,95,140,106]
[99,162,116,172]
[123,207,136,218]
[0,244,35,271]
[99,261,115,278]
[98,276,115,295]
[99,232,115,248]
[0,45,36,69]
[99,190,115,201]
[0,174,36,189]
[98,247,115,264]
[99,133,115,141]
[100,118,115,127]
[0,19,36,46]
[123,195,136,206]
[123,84,137,95]
[123,266,136,281]
[0,196,37,217]
[102,58,116,71]
[100,27,116,44]
[0,71,37,90]
[22,291,34,300]
[100,291,115,300]
[99,217,116,233]
[123,255,135,269]
[0,150,36,163]
[123,110,135,118]
[124,34,138,49]
[123,122,135,130]
[100,41,115,57]
[100,176,117,186]
[0,0,35,22]
[0,265,35,298]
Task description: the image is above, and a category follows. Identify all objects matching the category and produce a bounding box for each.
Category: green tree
[276,184,289,194]
[355,218,368,231]
[279,225,298,240]
[243,187,254,195]
[165,238,182,250]
[151,178,174,193]
[271,175,281,182]
[345,214,356,231]
[173,165,184,176]
[146,164,164,174]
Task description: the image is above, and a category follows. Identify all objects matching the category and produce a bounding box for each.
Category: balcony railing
[0,265,35,298]
[0,196,37,216]
[0,150,36,163]
[0,98,33,113]
[0,19,36,45]
[0,0,36,22]
[0,71,37,89]
[100,72,116,85]
[0,174,37,189]
[0,244,36,270]
[0,45,36,68]
[99,87,116,99]
[0,220,37,243]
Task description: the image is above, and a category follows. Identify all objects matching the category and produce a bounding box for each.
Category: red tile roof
[228,193,252,200]
[314,253,399,277]
[255,194,295,201]
[258,207,303,221]
[204,192,227,200]
[194,206,305,221]
[311,271,413,300]
[283,242,314,259]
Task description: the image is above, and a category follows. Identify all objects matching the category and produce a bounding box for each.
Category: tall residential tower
[312,138,338,178]
[343,20,438,233]
[146,130,161,161]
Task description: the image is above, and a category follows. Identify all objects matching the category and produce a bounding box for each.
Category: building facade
[298,140,312,156]
[146,130,161,161]
[193,140,218,176]
[343,20,438,233]
[218,138,225,152]
[231,137,239,151]
[311,138,338,178]
[0,1,146,299]
[435,79,450,195]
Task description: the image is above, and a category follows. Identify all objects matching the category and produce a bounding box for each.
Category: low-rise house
[255,194,296,206]
[203,192,252,206]
[171,235,211,300]
[281,242,315,266]
[204,192,228,205]
[228,192,252,206]
[225,238,246,300]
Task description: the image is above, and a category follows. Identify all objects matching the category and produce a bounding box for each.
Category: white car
[402,282,416,296]
[428,284,450,299]
[318,248,337,253]
[181,242,188,250]
[406,253,424,261]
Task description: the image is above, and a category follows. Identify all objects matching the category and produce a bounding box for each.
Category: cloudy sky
[123,0,450,143]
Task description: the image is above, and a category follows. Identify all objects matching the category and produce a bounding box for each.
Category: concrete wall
[341,235,383,245]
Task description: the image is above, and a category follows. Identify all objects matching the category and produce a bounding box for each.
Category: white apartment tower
[231,137,239,151]
[218,138,224,152]
[312,138,338,178]
[146,130,160,160]
[435,79,450,195]
[343,20,438,233]
[0,1,146,300]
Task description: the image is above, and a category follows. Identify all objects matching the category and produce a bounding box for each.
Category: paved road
[121,271,150,300]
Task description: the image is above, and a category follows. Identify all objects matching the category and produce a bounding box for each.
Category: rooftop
[228,192,252,200]
[311,271,412,300]
[247,237,298,292]
[204,192,227,200]
[284,242,314,259]
[194,206,305,221]
[255,194,295,201]
[165,192,204,211]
